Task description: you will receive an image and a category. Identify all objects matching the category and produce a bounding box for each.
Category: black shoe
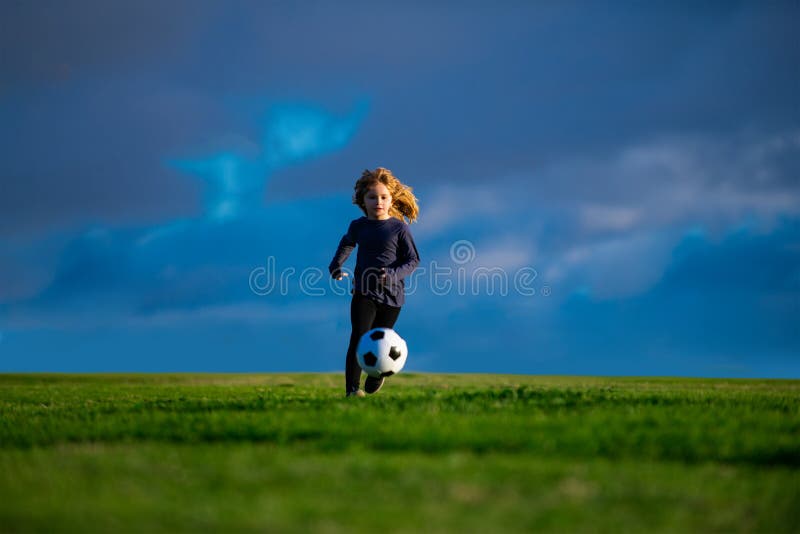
[364,376,385,394]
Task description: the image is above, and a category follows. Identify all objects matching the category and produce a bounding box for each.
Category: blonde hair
[353,167,419,224]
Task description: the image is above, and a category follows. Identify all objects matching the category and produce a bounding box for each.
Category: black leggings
[345,292,401,392]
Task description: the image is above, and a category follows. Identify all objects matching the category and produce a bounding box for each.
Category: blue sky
[1,1,798,377]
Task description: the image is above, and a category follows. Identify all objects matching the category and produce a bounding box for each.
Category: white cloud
[580,205,642,232]
[419,130,800,301]
[413,183,507,237]
[513,130,800,234]
[545,230,679,299]
[470,237,537,271]
[602,130,800,231]
[418,129,799,246]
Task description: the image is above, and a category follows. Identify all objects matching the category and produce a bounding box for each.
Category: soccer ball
[356,328,408,378]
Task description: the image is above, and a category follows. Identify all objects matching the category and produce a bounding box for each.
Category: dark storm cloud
[0,78,211,236]
[264,1,800,195]
[1,0,227,236]
[3,1,798,234]
[302,0,788,196]
[0,0,217,86]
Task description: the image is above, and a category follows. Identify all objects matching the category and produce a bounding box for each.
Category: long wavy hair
[353,167,419,224]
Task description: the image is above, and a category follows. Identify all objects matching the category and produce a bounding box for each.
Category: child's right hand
[333,271,349,281]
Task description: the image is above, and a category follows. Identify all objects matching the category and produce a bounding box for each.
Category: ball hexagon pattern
[356,327,409,378]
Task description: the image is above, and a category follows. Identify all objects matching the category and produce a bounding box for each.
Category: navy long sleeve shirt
[328,216,420,307]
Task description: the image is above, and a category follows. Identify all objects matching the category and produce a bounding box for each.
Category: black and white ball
[356,328,408,378]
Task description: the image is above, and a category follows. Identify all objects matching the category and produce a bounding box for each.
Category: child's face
[364,183,393,220]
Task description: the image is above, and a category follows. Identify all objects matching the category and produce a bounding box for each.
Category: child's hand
[334,271,349,281]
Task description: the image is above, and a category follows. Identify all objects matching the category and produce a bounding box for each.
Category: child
[329,167,420,397]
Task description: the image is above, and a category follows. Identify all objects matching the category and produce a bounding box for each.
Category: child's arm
[385,226,420,283]
[328,221,357,279]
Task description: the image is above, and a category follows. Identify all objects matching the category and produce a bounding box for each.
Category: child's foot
[364,376,384,394]
[346,389,365,398]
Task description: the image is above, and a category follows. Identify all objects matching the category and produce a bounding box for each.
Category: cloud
[412,183,507,239]
[394,218,800,377]
[550,130,799,296]
[1,98,370,327]
[3,1,796,236]
[656,219,800,297]
[261,102,368,167]
[579,205,642,232]
[0,1,219,85]
[545,230,679,300]
[0,77,209,236]
[0,71,367,236]
[167,101,369,221]
[640,133,798,229]
[408,129,800,300]
[470,238,537,271]
[0,189,357,330]
[0,238,63,301]
[555,220,800,370]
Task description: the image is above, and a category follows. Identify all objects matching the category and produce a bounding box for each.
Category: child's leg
[362,303,402,394]
[345,293,377,393]
[372,303,401,329]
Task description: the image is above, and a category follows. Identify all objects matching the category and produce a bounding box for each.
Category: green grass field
[0,373,798,532]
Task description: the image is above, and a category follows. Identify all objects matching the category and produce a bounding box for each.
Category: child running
[329,167,421,397]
